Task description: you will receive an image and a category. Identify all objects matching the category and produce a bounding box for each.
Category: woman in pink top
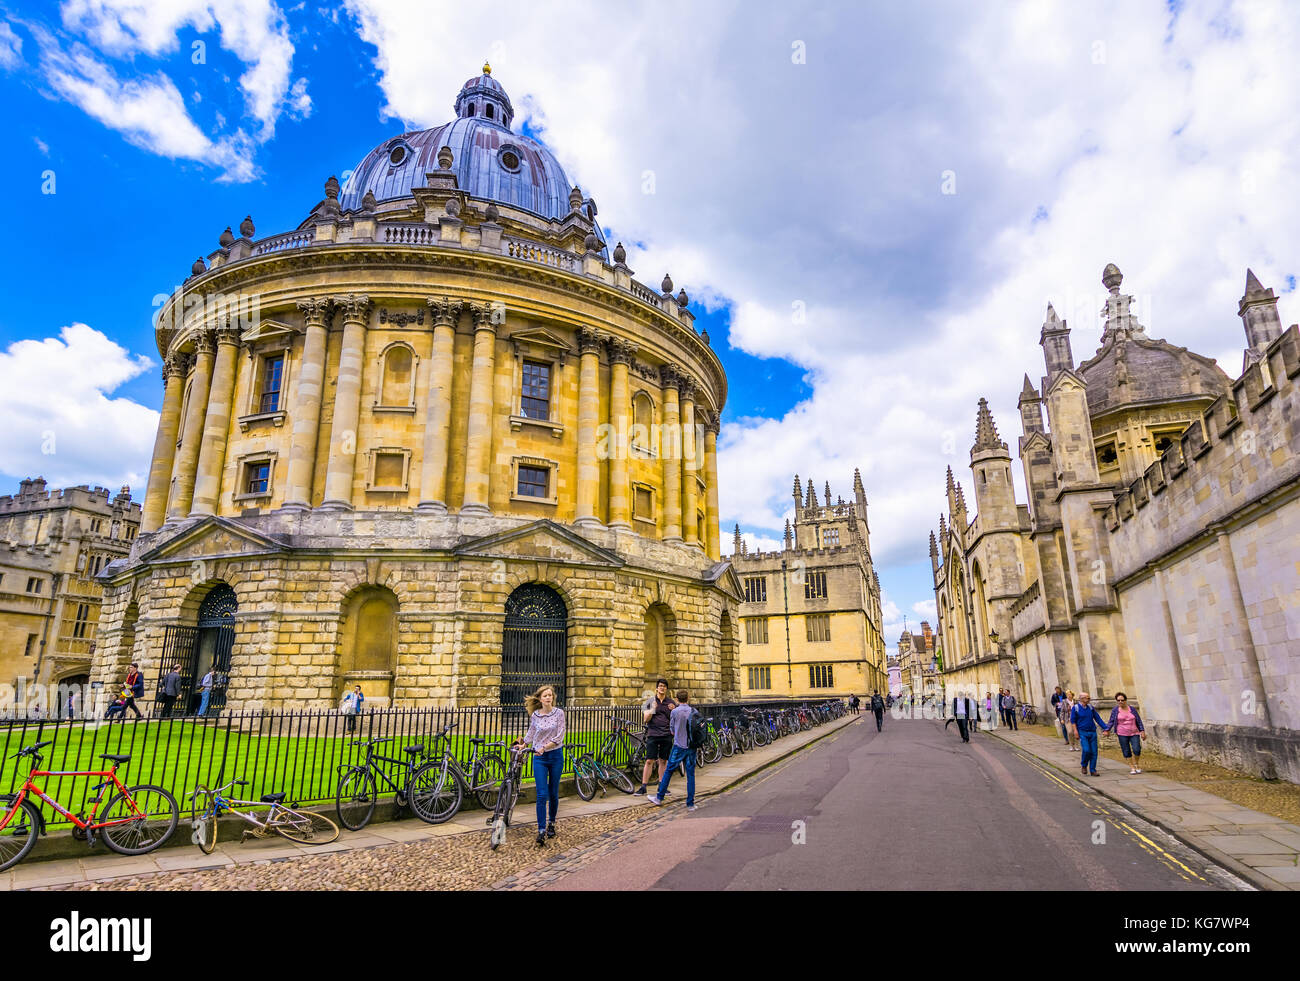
[1105,691,1145,774]
[514,684,566,846]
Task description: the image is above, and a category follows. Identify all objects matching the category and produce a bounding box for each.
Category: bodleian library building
[88,66,744,713]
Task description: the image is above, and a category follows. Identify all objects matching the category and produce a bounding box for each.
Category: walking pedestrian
[848,693,859,715]
[646,689,698,810]
[1070,692,1111,776]
[158,664,182,717]
[1106,692,1145,774]
[635,679,677,796]
[122,663,145,719]
[870,691,885,731]
[1058,689,1078,750]
[340,685,364,733]
[514,684,566,846]
[951,692,971,742]
[984,691,995,729]
[196,669,214,717]
[1001,689,1018,730]
[65,690,75,720]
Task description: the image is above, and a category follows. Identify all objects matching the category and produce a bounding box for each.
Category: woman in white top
[514,685,566,847]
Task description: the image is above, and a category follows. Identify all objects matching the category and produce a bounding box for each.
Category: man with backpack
[646,689,700,811]
[870,691,885,732]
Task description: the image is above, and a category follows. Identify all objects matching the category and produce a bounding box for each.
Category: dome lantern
[453,66,514,128]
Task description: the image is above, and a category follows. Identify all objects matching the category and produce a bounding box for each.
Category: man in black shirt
[870,691,885,731]
[636,679,677,796]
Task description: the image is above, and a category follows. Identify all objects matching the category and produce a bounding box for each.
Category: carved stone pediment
[454,519,623,568]
[240,319,300,345]
[508,326,572,365]
[140,517,288,564]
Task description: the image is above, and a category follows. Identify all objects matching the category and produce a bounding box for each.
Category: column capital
[296,296,334,326]
[333,293,373,324]
[659,362,682,391]
[607,336,636,366]
[678,375,697,403]
[214,322,241,348]
[192,329,217,356]
[426,295,464,327]
[467,301,500,332]
[163,352,191,382]
[576,325,605,355]
[700,409,720,436]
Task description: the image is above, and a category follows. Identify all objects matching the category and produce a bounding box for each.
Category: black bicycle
[335,736,444,830]
[488,745,531,850]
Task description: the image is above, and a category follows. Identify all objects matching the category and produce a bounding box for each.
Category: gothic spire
[1019,373,1038,403]
[973,398,1007,452]
[824,481,831,506]
[732,524,742,555]
[807,481,819,508]
[792,474,802,504]
[929,530,938,556]
[784,518,793,550]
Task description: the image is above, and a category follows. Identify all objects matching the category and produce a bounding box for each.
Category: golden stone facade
[92,68,740,712]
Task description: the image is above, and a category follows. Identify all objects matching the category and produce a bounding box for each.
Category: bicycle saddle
[260,792,286,803]
[99,753,131,764]
[403,745,425,756]
[468,737,489,744]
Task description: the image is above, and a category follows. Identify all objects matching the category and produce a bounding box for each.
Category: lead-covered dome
[339,65,573,221]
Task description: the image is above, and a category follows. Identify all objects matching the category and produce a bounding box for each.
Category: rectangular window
[1095,438,1119,473]
[24,635,36,657]
[747,665,771,690]
[372,452,405,488]
[744,618,769,645]
[521,360,551,419]
[809,664,834,688]
[518,465,550,498]
[743,576,767,603]
[245,462,271,496]
[826,528,840,546]
[804,570,827,600]
[633,485,654,520]
[260,355,285,413]
[806,614,831,643]
[26,577,41,594]
[72,603,91,639]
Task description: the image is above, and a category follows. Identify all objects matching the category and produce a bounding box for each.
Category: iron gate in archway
[160,584,237,714]
[500,583,567,708]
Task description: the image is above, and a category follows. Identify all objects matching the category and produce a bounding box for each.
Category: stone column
[704,416,721,560]
[283,297,332,510]
[460,303,498,516]
[167,331,216,521]
[190,323,242,515]
[140,353,189,533]
[322,294,372,510]
[574,326,603,528]
[660,364,683,543]
[417,297,462,512]
[606,338,635,530]
[679,377,699,547]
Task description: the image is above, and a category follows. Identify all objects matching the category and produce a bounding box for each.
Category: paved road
[511,713,1250,890]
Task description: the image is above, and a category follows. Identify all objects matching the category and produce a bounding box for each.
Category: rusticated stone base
[1146,720,1300,784]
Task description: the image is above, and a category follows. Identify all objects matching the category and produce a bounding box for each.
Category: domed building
[93,66,740,712]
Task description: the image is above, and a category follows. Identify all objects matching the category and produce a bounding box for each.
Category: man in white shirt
[951,692,971,743]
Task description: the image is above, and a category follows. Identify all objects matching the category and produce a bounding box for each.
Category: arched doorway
[57,673,89,719]
[501,584,567,708]
[164,584,237,714]
[642,603,675,688]
[337,586,398,704]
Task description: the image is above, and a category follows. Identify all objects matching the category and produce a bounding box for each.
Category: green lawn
[0,717,634,825]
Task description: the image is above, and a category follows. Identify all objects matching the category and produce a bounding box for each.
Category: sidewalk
[1,711,860,890]
[987,725,1300,891]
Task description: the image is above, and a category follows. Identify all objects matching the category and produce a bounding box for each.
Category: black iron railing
[0,698,837,826]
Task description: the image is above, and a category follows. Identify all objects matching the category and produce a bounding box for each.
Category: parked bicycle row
[0,693,848,870]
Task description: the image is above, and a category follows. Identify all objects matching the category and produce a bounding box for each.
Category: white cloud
[912,599,937,620]
[37,36,256,181]
[59,0,304,136]
[340,0,1300,624]
[0,324,158,490]
[0,21,22,69]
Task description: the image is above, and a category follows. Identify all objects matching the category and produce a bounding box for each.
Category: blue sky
[2,1,1299,651]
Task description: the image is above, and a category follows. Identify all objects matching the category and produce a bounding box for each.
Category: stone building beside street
[0,479,139,705]
[731,471,888,699]
[931,263,1300,782]
[896,621,937,699]
[91,66,740,713]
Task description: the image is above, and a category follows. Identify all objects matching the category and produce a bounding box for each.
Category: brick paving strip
[6,712,859,891]
[987,726,1300,891]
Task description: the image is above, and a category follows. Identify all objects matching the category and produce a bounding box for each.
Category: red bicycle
[0,739,180,871]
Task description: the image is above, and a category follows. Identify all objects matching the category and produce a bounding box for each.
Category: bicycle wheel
[335,766,377,831]
[720,732,735,757]
[471,755,506,811]
[98,785,179,855]
[573,756,598,801]
[598,762,635,794]
[0,798,40,872]
[703,733,723,765]
[188,786,218,855]
[270,806,340,845]
[409,759,463,824]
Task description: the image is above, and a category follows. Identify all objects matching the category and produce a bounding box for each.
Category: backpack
[687,709,706,750]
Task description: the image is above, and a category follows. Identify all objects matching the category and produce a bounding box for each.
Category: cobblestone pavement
[41,804,681,891]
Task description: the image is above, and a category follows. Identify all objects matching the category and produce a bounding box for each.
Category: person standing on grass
[1070,692,1111,776]
[636,679,677,796]
[121,663,145,719]
[514,684,565,847]
[1106,692,1146,774]
[158,664,182,717]
[646,690,698,811]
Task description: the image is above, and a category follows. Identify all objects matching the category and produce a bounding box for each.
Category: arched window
[377,343,415,408]
[467,102,476,116]
[502,584,567,707]
[631,391,654,451]
[485,103,495,119]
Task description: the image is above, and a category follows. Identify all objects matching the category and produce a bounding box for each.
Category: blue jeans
[532,748,563,832]
[1117,734,1142,759]
[1079,731,1099,772]
[656,744,695,807]
[197,688,211,717]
